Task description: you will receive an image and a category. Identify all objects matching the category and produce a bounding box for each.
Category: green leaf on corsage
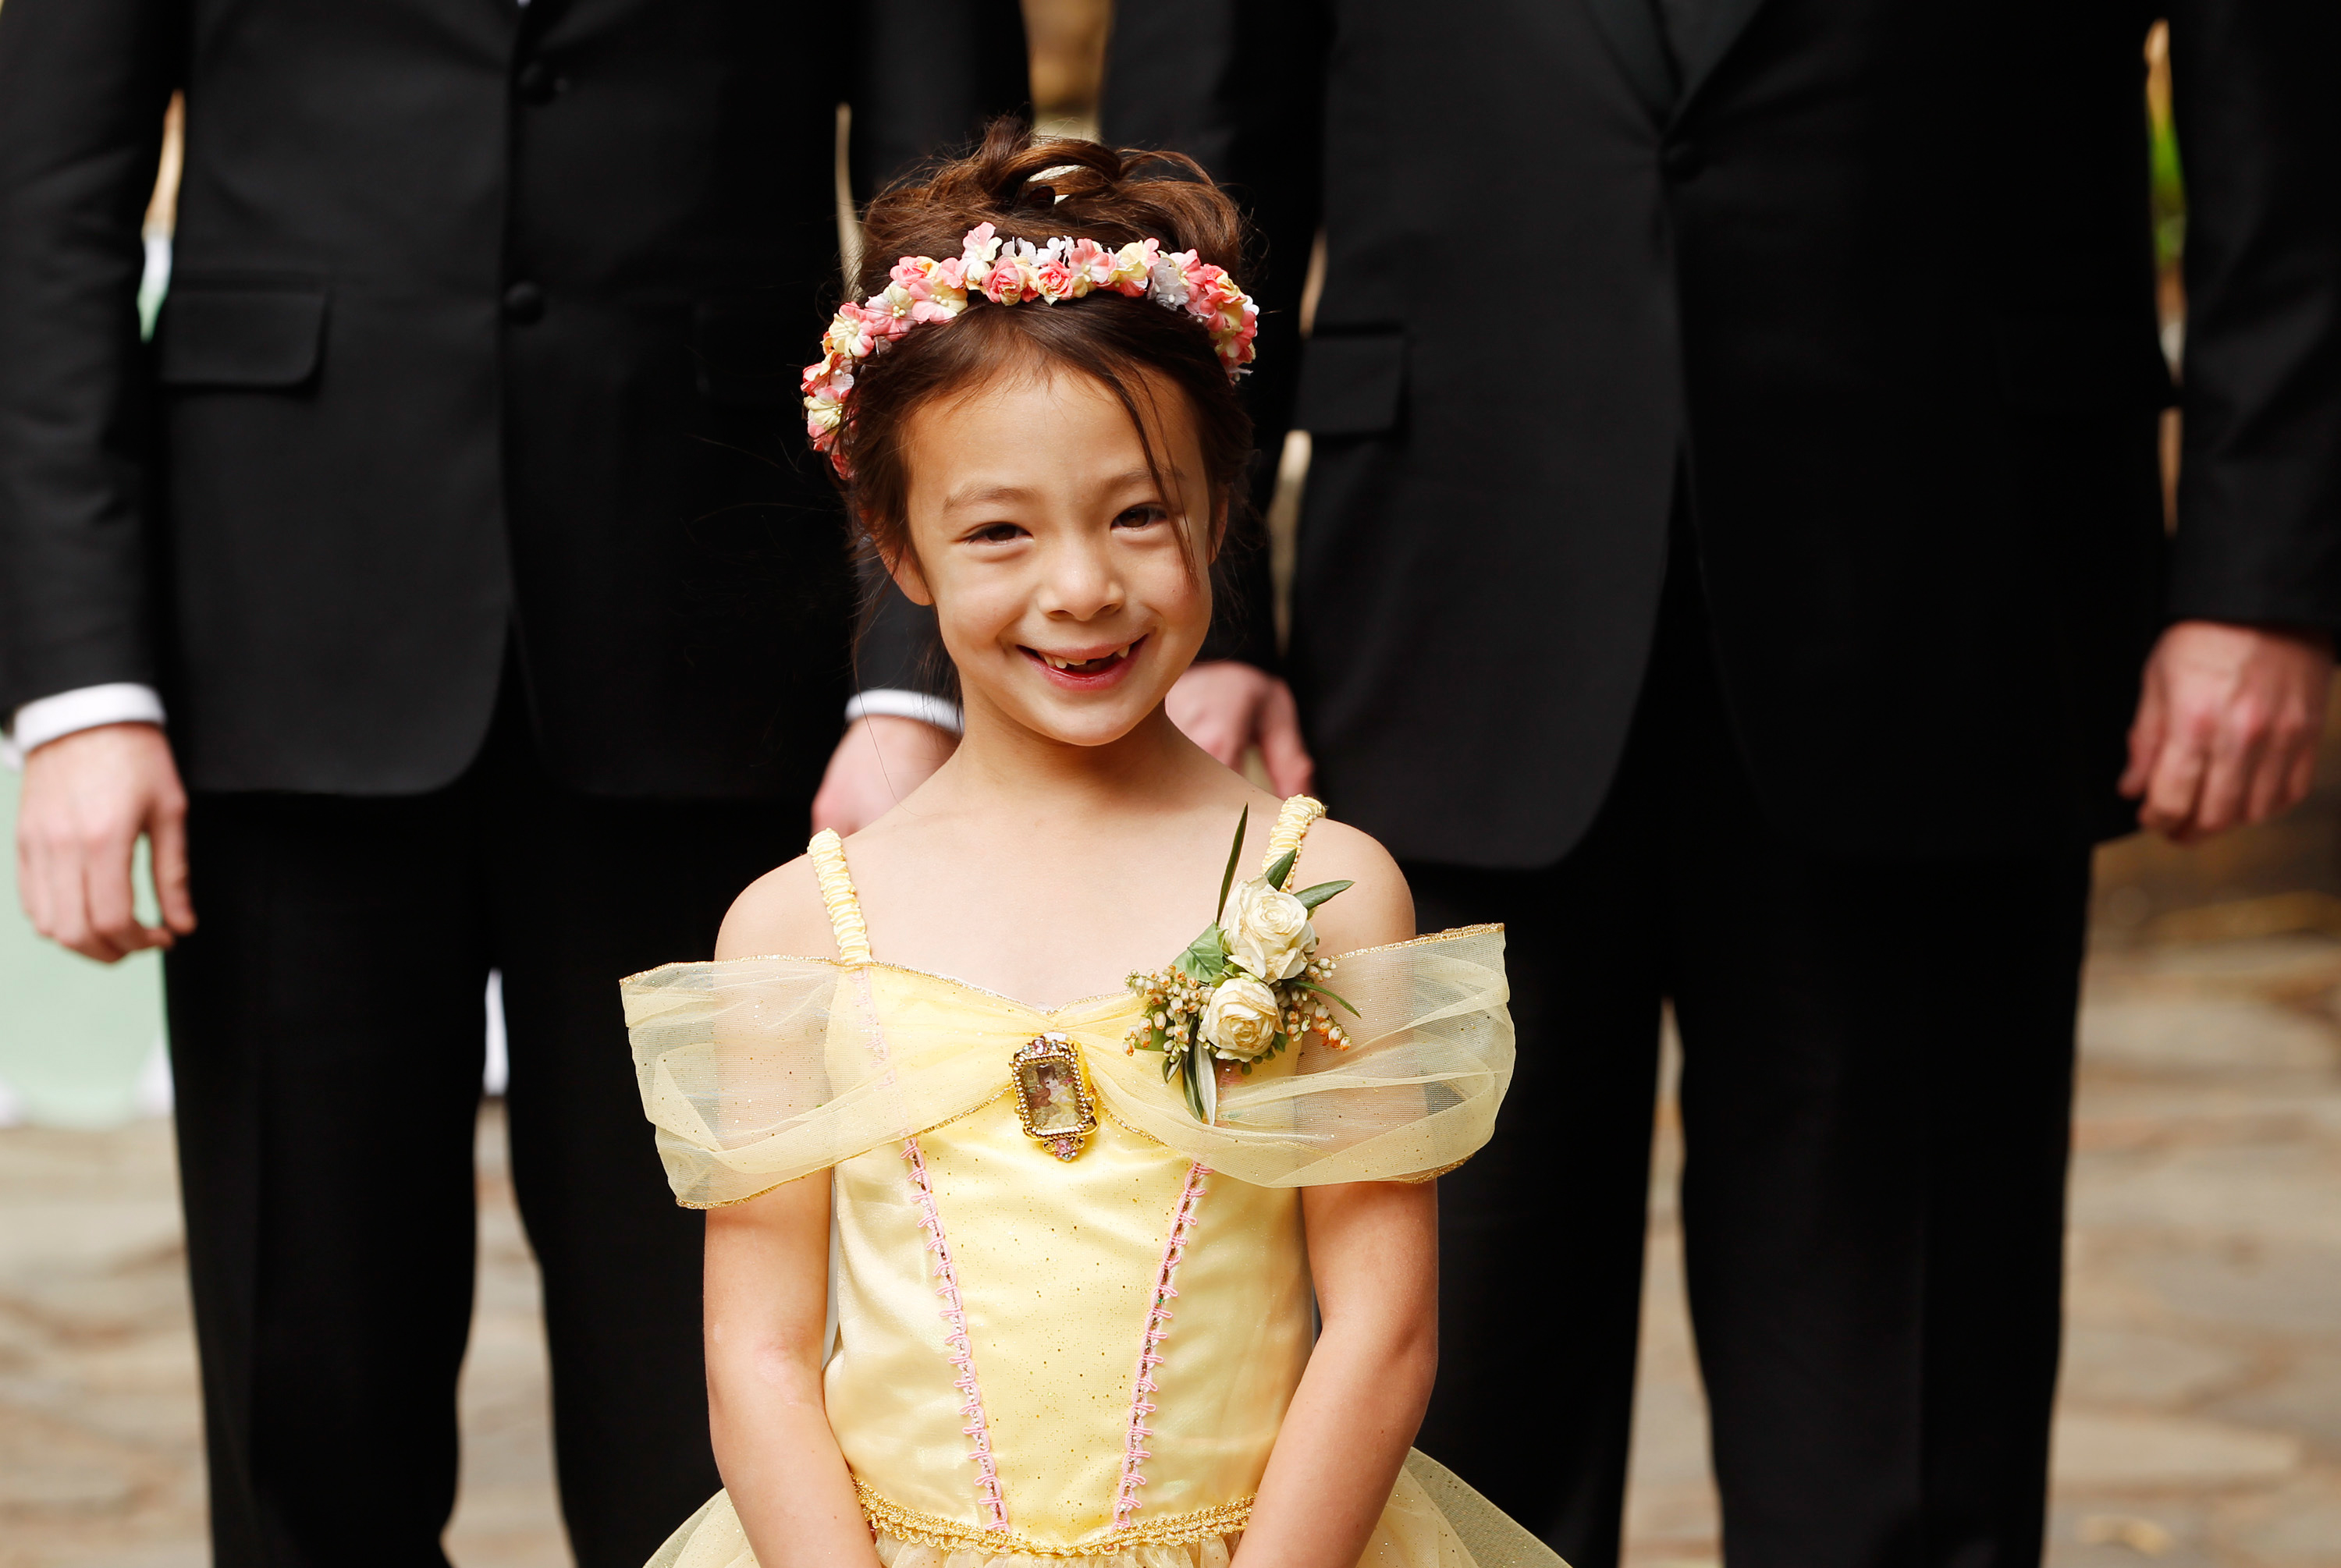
[1290,978,1359,1016]
[1174,926,1230,984]
[1291,879,1354,911]
[1262,846,1298,894]
[1181,1053,1212,1122]
[1215,806,1249,918]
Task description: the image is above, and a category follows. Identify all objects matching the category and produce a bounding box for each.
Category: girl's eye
[967,523,1027,545]
[1114,505,1169,530]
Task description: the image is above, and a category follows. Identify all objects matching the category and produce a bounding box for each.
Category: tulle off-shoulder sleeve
[623,925,1513,1206]
[1086,925,1514,1187]
[623,958,1009,1208]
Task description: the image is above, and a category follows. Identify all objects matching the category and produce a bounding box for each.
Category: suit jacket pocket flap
[1992,314,2174,415]
[158,285,328,387]
[1295,332,1407,436]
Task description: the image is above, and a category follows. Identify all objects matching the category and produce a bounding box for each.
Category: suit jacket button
[503,282,545,324]
[1662,143,1705,182]
[517,59,568,104]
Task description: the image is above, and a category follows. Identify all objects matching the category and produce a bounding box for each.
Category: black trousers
[1409,556,2090,1568]
[163,681,801,1566]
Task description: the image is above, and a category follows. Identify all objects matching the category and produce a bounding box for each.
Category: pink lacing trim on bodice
[812,832,1007,1529]
[904,1136,1010,1531]
[1112,1161,1212,1530]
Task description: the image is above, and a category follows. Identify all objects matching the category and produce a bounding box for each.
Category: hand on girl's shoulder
[715,853,840,963]
[1279,810,1416,955]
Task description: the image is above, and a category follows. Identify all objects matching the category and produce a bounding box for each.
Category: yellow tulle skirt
[645,1451,1563,1568]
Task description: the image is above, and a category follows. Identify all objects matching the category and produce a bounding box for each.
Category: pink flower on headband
[1066,237,1112,285]
[802,225,1258,468]
[983,257,1031,305]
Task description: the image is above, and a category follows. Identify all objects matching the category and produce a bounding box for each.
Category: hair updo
[831,119,1259,570]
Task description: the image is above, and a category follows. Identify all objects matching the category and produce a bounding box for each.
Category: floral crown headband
[801,222,1259,470]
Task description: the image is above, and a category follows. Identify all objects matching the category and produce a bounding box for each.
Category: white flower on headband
[1146,256,1190,310]
[800,224,1259,473]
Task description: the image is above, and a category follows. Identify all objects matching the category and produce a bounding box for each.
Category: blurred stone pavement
[5,932,2339,1567]
[1622,934,2341,1567]
[0,1109,564,1568]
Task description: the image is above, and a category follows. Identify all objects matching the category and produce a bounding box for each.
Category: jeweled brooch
[1011,1034,1098,1161]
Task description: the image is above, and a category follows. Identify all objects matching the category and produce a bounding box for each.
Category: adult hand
[1167,660,1315,796]
[811,715,957,835]
[2121,619,2335,843]
[15,722,195,962]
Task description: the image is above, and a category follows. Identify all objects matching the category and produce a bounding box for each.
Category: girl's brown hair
[832,119,1258,576]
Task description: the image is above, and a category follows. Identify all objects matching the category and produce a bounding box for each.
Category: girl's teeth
[1042,644,1129,672]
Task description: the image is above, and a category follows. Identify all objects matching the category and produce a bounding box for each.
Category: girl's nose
[1036,536,1124,621]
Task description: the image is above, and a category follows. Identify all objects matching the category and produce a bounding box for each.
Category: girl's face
[890,367,1220,750]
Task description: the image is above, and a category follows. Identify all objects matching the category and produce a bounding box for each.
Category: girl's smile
[1024,635,1147,687]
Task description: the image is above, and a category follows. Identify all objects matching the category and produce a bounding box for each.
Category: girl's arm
[705,1172,881,1568]
[1236,1178,1440,1568]
[1235,813,1433,1568]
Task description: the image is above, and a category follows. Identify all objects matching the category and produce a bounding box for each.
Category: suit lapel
[1574,0,1678,122]
[1672,0,1770,111]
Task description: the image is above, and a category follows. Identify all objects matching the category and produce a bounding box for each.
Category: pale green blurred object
[0,764,169,1126]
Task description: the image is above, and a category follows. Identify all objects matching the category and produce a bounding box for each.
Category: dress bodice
[827,1065,1313,1552]
[623,797,1520,1568]
[818,799,1318,1554]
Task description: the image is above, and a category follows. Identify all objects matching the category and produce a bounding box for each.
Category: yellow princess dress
[623,797,1557,1568]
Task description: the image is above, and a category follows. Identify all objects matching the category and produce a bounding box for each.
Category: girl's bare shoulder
[1289,811,1414,953]
[716,852,842,963]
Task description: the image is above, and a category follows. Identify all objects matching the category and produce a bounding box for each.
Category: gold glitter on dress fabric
[856,1478,1254,1556]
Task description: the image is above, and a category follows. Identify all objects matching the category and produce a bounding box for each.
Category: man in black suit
[0,2,1016,1561]
[1109,3,2341,1566]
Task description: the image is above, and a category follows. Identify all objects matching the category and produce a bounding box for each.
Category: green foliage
[1174,927,1230,984]
[1216,807,1249,917]
[1293,879,1353,911]
[2147,34,2185,275]
[2151,119,2185,274]
[1262,847,1298,893]
[1290,978,1359,1017]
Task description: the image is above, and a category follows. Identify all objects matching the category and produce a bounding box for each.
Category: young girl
[623,125,1541,1568]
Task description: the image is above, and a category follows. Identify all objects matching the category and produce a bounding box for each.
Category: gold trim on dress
[671,1172,818,1212]
[925,1084,1015,1135]
[856,1478,1253,1556]
[1334,922,1506,960]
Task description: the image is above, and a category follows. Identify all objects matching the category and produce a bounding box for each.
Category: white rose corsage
[1124,808,1358,1124]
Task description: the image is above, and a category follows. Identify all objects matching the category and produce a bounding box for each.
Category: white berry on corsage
[1124,807,1358,1124]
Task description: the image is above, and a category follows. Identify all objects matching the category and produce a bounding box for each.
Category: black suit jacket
[1107,0,2341,867]
[0,0,1024,797]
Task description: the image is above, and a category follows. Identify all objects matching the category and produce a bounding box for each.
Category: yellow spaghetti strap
[805,829,874,963]
[1261,795,1327,890]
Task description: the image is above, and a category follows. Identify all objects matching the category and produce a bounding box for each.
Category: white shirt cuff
[846,688,964,736]
[4,683,168,769]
